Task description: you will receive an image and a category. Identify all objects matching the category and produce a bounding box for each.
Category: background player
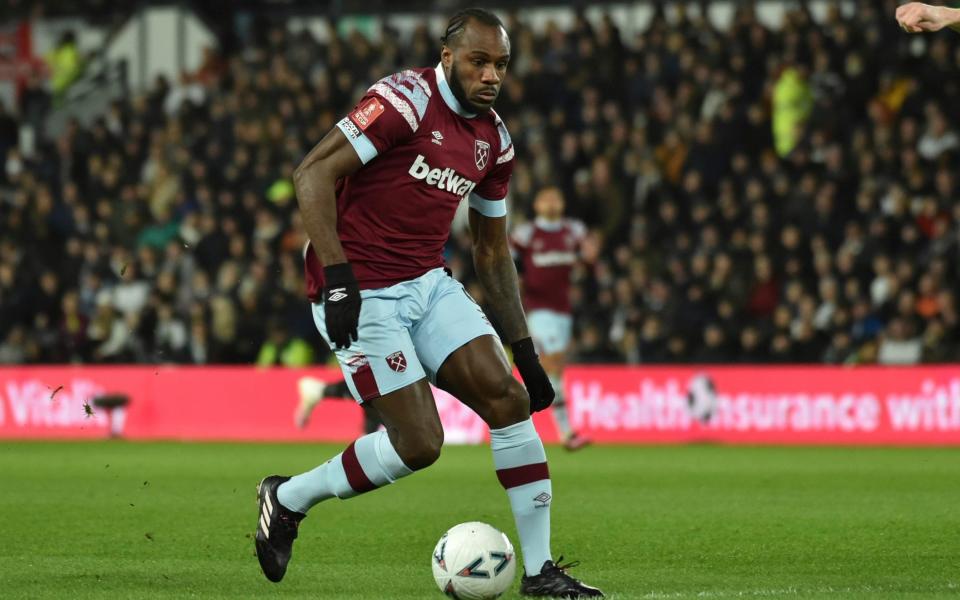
[510,186,592,451]
[896,2,960,33]
[255,8,602,598]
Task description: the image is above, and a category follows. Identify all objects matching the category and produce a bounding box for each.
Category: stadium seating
[0,1,957,365]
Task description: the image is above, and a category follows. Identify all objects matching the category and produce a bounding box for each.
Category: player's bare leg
[538,351,590,451]
[438,335,603,598]
[257,379,438,582]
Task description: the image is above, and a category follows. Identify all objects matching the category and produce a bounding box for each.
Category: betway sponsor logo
[408,154,477,198]
[568,377,960,433]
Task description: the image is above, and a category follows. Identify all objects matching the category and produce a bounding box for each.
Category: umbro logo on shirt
[327,290,348,302]
[432,131,444,145]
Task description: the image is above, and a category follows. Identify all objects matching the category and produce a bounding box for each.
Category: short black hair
[441,8,506,48]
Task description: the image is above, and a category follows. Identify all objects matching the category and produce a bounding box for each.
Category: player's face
[534,189,564,220]
[444,23,510,113]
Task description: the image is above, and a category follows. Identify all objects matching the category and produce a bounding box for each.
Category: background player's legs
[296,375,382,433]
[538,351,570,435]
[538,351,588,450]
[437,335,553,577]
[529,310,588,450]
[278,379,440,513]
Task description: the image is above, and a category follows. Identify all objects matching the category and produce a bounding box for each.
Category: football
[431,522,517,599]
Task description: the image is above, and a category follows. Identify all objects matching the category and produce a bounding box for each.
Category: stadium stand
[1,1,958,366]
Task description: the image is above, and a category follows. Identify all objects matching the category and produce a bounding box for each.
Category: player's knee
[482,376,530,429]
[396,426,443,471]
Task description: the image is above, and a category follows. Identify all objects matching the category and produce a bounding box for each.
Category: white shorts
[527,309,573,355]
[311,267,498,403]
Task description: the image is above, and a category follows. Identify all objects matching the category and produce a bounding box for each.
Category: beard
[448,62,488,114]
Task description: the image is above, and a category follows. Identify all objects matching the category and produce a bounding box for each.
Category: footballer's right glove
[512,337,555,413]
[323,263,361,350]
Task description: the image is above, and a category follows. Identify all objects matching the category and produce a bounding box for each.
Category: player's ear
[441,45,453,68]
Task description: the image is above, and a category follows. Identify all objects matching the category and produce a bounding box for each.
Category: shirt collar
[435,62,477,119]
[535,217,564,231]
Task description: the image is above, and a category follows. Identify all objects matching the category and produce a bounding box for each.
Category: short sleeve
[470,115,514,218]
[510,222,534,251]
[337,71,428,164]
[469,157,513,218]
[568,219,587,244]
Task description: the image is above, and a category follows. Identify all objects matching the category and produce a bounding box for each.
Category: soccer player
[255,9,603,598]
[896,2,960,33]
[510,186,591,451]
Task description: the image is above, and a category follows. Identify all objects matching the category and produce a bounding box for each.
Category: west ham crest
[386,351,407,373]
[475,139,491,170]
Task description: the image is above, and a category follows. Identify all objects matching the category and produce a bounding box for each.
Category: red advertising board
[564,365,960,445]
[0,366,958,445]
[0,366,505,443]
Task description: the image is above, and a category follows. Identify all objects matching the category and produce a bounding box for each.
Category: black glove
[512,337,555,413]
[323,263,361,350]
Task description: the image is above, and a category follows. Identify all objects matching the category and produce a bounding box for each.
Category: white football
[432,522,517,599]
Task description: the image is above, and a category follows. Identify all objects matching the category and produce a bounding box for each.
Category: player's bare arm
[293,128,364,348]
[469,209,529,344]
[470,209,554,413]
[896,2,960,33]
[293,129,361,266]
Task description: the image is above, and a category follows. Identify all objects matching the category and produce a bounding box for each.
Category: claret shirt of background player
[510,218,586,314]
[304,64,515,299]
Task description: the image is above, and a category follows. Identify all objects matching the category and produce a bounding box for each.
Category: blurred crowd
[1,0,959,366]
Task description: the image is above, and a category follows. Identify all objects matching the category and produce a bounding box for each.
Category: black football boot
[255,475,306,582]
[520,557,604,598]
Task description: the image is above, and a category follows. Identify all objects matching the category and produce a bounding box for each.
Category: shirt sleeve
[469,151,513,218]
[508,221,533,261]
[568,219,587,244]
[509,222,533,250]
[469,116,514,218]
[336,73,426,164]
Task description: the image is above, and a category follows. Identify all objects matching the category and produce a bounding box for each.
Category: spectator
[573,321,622,364]
[0,326,29,364]
[256,319,314,367]
[153,302,189,362]
[772,64,813,157]
[692,324,729,363]
[877,318,923,365]
[917,103,959,160]
[46,31,83,104]
[87,298,132,363]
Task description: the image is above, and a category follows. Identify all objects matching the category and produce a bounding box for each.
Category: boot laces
[550,556,582,575]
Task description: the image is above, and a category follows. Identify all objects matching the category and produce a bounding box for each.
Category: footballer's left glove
[511,337,555,413]
[323,262,361,350]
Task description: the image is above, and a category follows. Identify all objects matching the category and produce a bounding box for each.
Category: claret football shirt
[304,64,514,299]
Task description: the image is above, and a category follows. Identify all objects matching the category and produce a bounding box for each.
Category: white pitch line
[640,582,959,599]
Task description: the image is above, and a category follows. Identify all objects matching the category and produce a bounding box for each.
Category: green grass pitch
[1,442,958,599]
